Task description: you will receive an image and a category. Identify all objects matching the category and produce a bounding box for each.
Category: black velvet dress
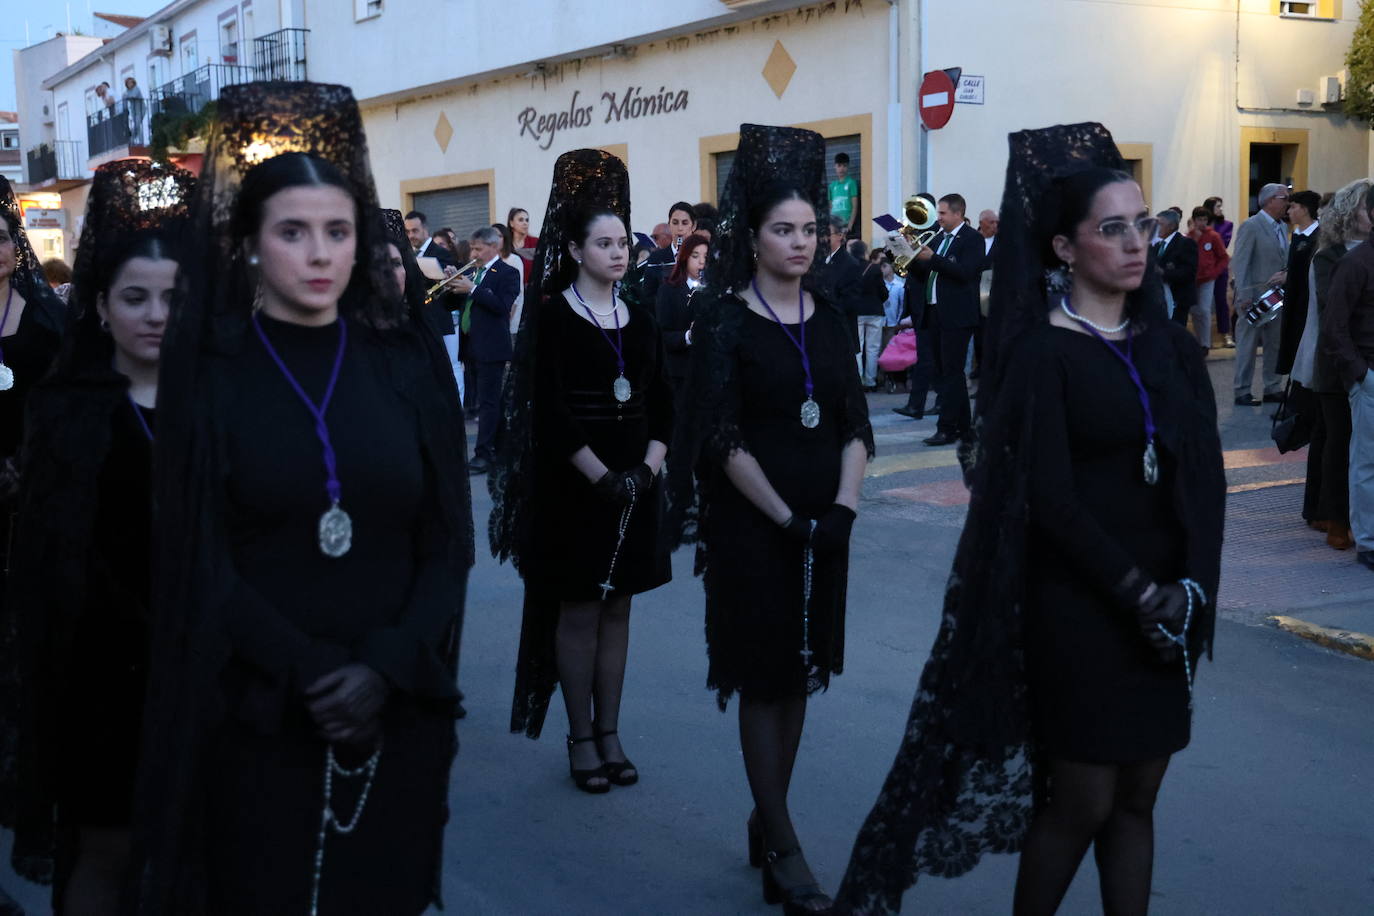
[528,296,674,600]
[1024,325,1192,763]
[204,315,458,915]
[507,295,674,739]
[57,400,154,826]
[701,298,873,707]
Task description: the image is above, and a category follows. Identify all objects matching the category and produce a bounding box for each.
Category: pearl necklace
[572,283,620,324]
[1061,299,1129,335]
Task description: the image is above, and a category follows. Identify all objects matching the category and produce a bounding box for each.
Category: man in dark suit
[453,226,520,475]
[640,201,696,302]
[899,193,983,445]
[405,209,453,265]
[821,216,864,355]
[1278,189,1322,374]
[1153,209,1199,326]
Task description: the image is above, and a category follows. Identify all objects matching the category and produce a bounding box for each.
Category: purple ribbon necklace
[752,279,819,429]
[1065,297,1160,486]
[251,313,353,557]
[572,282,631,403]
[128,394,154,441]
[0,284,16,391]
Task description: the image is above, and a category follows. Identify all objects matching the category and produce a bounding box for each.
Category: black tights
[1014,756,1171,916]
[556,596,633,766]
[739,693,807,851]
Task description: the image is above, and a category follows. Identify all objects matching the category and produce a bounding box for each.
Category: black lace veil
[666,123,840,556]
[489,148,631,571]
[135,82,471,913]
[835,123,1222,913]
[2,159,193,891]
[0,175,67,335]
[489,148,631,738]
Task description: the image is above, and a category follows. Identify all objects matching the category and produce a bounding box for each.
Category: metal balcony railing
[253,28,308,82]
[86,100,145,157]
[149,63,257,121]
[26,140,85,184]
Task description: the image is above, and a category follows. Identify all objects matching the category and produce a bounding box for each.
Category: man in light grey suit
[1230,183,1291,405]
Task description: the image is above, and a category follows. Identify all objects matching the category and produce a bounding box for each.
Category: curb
[1268,615,1374,661]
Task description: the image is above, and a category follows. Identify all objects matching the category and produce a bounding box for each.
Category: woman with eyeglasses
[838,126,1224,915]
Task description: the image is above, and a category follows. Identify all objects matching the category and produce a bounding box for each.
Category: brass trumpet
[423,258,480,304]
[891,193,940,277]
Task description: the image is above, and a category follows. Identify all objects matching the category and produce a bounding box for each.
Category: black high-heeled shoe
[593,729,638,787]
[747,811,764,868]
[566,735,609,794]
[762,847,833,915]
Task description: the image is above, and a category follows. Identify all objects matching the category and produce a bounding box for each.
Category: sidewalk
[1221,478,1374,659]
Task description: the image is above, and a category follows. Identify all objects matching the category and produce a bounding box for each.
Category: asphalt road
[3,354,1371,915]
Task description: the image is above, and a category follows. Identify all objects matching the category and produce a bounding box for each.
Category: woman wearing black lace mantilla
[672,124,873,915]
[490,149,673,793]
[834,123,1225,915]
[133,84,472,915]
[6,159,193,915]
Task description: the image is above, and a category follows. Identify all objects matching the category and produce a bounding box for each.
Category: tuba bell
[891,193,941,277]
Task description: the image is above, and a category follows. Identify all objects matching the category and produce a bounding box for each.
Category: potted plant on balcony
[149,101,217,162]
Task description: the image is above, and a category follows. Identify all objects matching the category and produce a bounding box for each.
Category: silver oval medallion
[319,503,353,558]
[613,375,632,403]
[0,363,14,391]
[800,398,821,429]
[1143,441,1159,486]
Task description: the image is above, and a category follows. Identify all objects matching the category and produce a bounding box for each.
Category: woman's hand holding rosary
[305,663,390,747]
[1136,584,1190,662]
[593,463,654,507]
[811,504,857,556]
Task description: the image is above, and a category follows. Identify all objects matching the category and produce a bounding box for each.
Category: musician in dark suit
[822,216,865,356]
[903,193,983,445]
[453,225,521,474]
[1153,209,1199,326]
[640,201,696,302]
[405,209,454,264]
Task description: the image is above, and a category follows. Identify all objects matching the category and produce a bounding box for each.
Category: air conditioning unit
[41,103,54,125]
[150,25,172,56]
[1296,87,1316,107]
[1322,74,1345,104]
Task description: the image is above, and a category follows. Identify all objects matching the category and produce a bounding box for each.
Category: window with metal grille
[1278,1,1336,18]
[712,134,862,220]
[411,185,490,244]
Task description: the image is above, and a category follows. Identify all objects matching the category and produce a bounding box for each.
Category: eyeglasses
[1094,216,1158,242]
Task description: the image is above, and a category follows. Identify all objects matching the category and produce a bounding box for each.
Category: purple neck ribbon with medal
[251,313,354,557]
[751,279,820,429]
[0,284,17,390]
[1063,295,1159,486]
[572,282,632,403]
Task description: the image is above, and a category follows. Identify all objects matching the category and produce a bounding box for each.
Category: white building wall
[305,0,813,104]
[13,35,105,169]
[922,0,1366,217]
[356,2,892,238]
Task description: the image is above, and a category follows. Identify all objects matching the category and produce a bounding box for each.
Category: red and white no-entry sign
[919,70,956,130]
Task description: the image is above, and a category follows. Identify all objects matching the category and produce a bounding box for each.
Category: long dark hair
[666,232,709,287]
[64,230,181,373]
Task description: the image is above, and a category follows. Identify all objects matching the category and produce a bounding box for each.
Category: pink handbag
[878,328,918,372]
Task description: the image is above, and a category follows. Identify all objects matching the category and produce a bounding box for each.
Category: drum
[1243,286,1284,327]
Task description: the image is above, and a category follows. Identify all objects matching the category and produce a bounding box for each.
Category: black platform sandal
[762,846,833,915]
[566,735,610,794]
[594,729,638,786]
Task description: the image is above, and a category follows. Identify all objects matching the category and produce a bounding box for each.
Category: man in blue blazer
[453,225,521,475]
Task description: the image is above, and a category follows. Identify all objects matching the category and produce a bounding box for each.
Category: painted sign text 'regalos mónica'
[517,86,690,150]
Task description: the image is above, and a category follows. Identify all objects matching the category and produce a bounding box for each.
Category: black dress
[0,302,63,461]
[528,295,673,601]
[204,315,458,915]
[507,295,674,738]
[701,297,873,706]
[1024,325,1191,763]
[57,399,154,826]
